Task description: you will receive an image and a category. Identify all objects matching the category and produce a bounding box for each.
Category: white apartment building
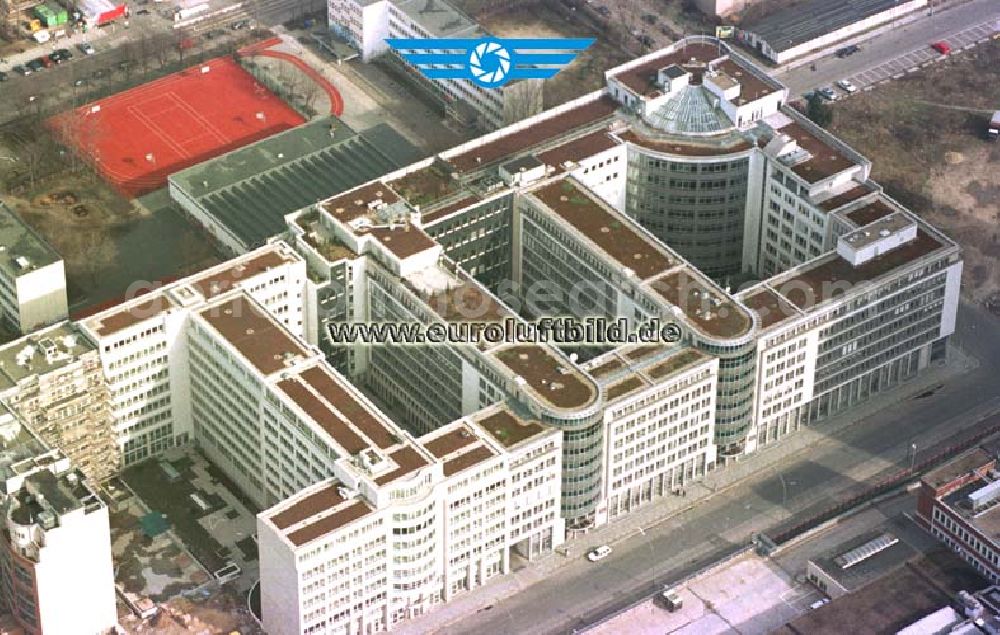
[0,322,119,484]
[327,0,540,130]
[0,409,117,635]
[0,201,68,335]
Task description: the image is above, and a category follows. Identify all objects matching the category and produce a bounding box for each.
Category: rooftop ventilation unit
[969,479,1000,511]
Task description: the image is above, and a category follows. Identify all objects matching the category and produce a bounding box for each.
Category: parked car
[230,19,250,30]
[816,86,836,100]
[57,48,73,60]
[78,41,95,55]
[39,56,54,68]
[13,65,29,76]
[836,79,858,93]
[931,41,951,55]
[26,58,45,72]
[0,71,7,82]
[73,77,86,86]
[48,52,63,64]
[136,8,150,15]
[835,44,860,58]
[587,545,613,562]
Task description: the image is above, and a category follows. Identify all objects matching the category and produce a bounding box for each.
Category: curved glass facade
[625,148,751,279]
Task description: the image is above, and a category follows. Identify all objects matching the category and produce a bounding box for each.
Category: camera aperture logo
[385,37,594,88]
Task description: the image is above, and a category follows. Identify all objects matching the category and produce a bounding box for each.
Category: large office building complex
[0,36,960,634]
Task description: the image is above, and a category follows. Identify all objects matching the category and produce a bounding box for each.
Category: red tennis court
[48,57,305,198]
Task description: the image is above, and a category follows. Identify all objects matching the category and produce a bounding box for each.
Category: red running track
[237,38,345,117]
[47,57,304,198]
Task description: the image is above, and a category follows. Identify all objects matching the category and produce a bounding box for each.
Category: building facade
[917,443,1000,584]
[327,0,541,130]
[0,409,117,635]
[0,202,68,335]
[0,323,119,484]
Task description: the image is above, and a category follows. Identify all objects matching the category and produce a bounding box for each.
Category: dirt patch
[0,120,221,312]
[481,3,630,108]
[828,41,1000,305]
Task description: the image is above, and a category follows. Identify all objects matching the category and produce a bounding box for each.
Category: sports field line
[168,90,231,148]
[128,104,191,159]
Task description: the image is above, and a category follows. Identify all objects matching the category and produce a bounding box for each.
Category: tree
[806,93,833,128]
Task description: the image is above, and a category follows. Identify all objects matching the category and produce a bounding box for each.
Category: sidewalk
[395,346,984,634]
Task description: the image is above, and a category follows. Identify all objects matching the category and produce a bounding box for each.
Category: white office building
[0,201,68,335]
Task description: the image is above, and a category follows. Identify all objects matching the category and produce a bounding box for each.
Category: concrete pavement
[395,300,1000,635]
[775,0,1000,95]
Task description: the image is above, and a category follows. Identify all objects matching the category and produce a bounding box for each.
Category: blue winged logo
[385,38,594,88]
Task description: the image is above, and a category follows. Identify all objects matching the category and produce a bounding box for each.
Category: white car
[78,41,95,55]
[836,79,857,94]
[587,545,612,562]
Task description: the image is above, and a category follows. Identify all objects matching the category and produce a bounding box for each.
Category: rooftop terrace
[649,269,753,339]
[286,500,373,547]
[844,197,897,227]
[300,365,398,450]
[189,245,299,300]
[493,344,596,411]
[778,229,944,310]
[374,446,429,486]
[86,293,176,338]
[442,444,495,477]
[421,425,477,459]
[818,183,875,212]
[0,322,94,390]
[388,163,458,208]
[535,131,621,171]
[532,179,673,281]
[394,0,483,38]
[646,347,708,380]
[474,408,548,448]
[740,286,801,331]
[277,374,368,455]
[776,120,857,183]
[199,294,311,377]
[268,481,345,530]
[610,42,720,95]
[445,95,618,172]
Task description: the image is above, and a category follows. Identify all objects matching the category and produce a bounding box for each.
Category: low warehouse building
[740,0,927,64]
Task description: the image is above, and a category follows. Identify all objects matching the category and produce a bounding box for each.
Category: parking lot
[843,17,1000,93]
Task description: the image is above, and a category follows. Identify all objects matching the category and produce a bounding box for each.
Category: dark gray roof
[171,118,408,249]
[663,64,687,79]
[744,0,913,54]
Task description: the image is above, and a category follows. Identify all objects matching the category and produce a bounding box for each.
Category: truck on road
[989,110,1000,142]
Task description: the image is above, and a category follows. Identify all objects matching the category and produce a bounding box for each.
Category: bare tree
[502,79,543,126]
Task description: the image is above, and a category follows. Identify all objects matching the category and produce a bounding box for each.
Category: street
[775,0,1000,96]
[439,300,1000,635]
